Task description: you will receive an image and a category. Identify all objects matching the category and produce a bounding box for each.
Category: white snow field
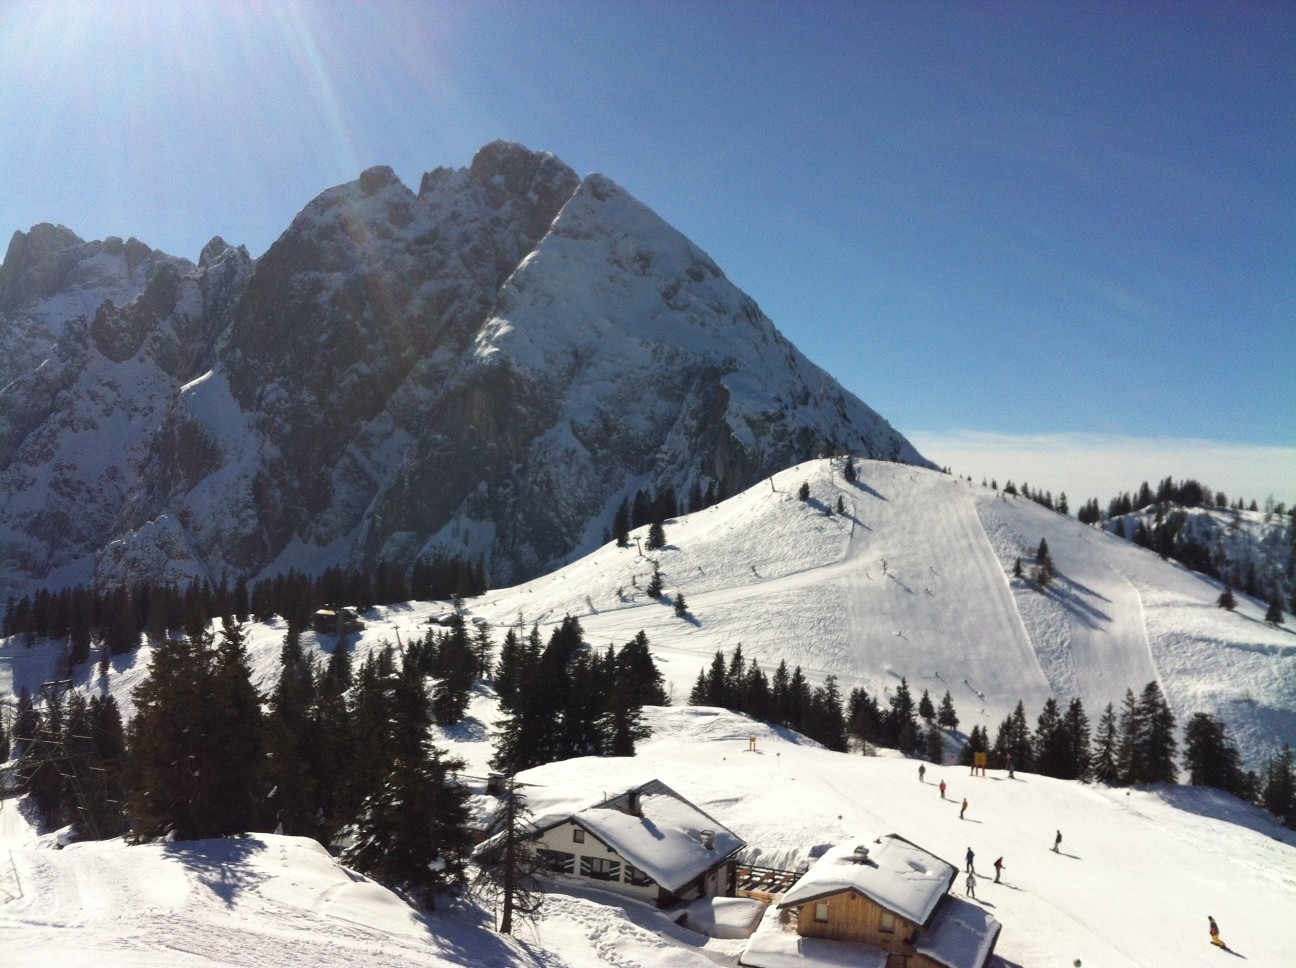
[3,704,1295,968]
[3,458,1296,966]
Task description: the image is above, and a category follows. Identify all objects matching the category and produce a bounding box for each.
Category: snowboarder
[993,857,1004,883]
[960,797,968,820]
[965,847,974,872]
[1053,830,1062,853]
[966,871,977,898]
[919,764,926,783]
[939,779,947,799]
[1209,916,1225,949]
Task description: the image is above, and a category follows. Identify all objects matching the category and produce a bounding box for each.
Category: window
[624,863,653,887]
[814,902,829,923]
[880,911,895,933]
[536,849,574,874]
[572,828,585,844]
[580,856,621,882]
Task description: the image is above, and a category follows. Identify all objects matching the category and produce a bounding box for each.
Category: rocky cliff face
[0,142,932,597]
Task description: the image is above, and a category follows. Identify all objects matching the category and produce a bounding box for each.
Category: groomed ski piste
[3,458,1295,966]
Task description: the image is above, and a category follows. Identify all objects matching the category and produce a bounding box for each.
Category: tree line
[2,553,487,670]
[955,682,1294,829]
[6,607,668,910]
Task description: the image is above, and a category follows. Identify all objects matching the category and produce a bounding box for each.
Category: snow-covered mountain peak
[1,142,928,597]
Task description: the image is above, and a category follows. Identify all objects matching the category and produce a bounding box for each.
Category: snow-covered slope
[4,458,1295,966]
[1105,502,1293,610]
[4,704,1293,968]
[6,459,1290,770]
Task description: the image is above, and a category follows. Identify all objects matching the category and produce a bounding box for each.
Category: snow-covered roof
[571,780,745,893]
[914,895,1001,968]
[778,835,956,926]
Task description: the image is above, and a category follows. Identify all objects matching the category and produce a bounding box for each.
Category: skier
[939,779,947,799]
[1209,916,1225,949]
[966,870,977,898]
[960,797,968,820]
[1007,755,1015,779]
[993,856,1004,883]
[965,847,974,872]
[919,764,926,783]
[1053,829,1062,853]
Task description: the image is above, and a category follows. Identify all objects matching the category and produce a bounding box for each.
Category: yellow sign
[974,752,987,767]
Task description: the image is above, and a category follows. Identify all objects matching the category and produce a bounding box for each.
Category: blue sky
[2,1,1292,503]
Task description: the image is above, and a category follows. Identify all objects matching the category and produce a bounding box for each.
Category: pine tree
[472,620,495,681]
[771,661,792,727]
[798,481,810,501]
[1137,681,1178,784]
[1216,585,1237,611]
[846,687,881,751]
[475,779,545,934]
[1033,538,1054,586]
[959,725,987,767]
[804,675,848,752]
[886,678,919,753]
[1115,688,1142,784]
[646,521,666,551]
[1183,712,1247,796]
[937,690,959,732]
[207,618,267,834]
[1265,596,1285,626]
[1061,698,1092,782]
[81,694,128,838]
[786,666,811,732]
[616,630,669,707]
[673,592,688,617]
[126,618,265,840]
[992,701,1033,771]
[430,616,476,725]
[646,562,664,598]
[742,664,773,723]
[924,726,944,765]
[494,629,526,710]
[1261,745,1296,829]
[613,500,631,548]
[918,689,936,727]
[1033,698,1067,777]
[842,459,856,484]
[344,656,472,909]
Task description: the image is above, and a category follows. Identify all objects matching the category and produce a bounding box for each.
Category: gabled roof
[519,779,745,894]
[915,895,1002,968]
[778,835,957,927]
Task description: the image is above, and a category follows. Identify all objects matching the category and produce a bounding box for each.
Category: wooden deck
[735,863,802,900]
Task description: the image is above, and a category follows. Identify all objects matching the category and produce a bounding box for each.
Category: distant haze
[908,431,1296,508]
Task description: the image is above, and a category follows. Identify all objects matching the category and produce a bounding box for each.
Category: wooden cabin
[312,606,364,636]
[770,835,1000,968]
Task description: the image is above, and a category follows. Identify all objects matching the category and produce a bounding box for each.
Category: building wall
[532,819,660,904]
[794,890,918,955]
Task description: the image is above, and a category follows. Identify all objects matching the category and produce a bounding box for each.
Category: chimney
[627,788,642,816]
[700,829,715,850]
[852,845,870,864]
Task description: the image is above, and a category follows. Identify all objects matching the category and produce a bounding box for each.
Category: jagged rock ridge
[0,141,931,597]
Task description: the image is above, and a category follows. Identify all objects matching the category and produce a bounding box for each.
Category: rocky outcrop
[0,142,931,598]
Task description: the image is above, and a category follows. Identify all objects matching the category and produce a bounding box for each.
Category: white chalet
[527,779,746,908]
